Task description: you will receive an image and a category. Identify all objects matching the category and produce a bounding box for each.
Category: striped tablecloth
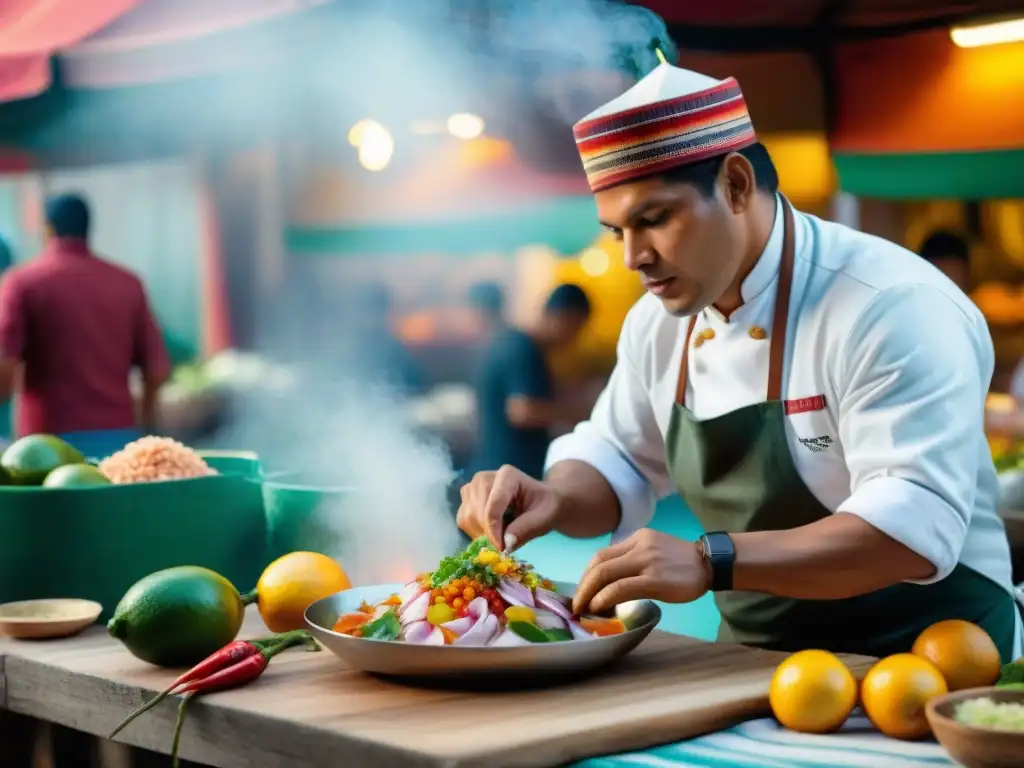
[579,714,957,768]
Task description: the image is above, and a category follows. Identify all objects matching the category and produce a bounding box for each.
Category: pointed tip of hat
[576,63,727,127]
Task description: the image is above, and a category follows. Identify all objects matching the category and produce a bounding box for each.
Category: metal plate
[305,581,661,685]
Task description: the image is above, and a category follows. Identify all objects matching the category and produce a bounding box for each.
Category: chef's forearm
[544,460,622,539]
[731,512,936,599]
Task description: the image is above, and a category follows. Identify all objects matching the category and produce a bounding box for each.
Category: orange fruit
[911,619,1001,691]
[769,650,857,733]
[255,552,351,632]
[861,653,948,740]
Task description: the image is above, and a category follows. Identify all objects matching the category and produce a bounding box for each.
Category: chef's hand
[572,529,712,616]
[457,465,562,552]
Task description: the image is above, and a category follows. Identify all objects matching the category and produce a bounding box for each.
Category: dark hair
[659,142,779,197]
[544,283,591,316]
[45,193,91,239]
[919,231,969,264]
[468,282,505,320]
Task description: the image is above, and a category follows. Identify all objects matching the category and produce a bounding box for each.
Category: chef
[457,60,1023,661]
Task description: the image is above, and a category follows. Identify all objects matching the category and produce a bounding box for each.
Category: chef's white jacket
[547,198,1022,655]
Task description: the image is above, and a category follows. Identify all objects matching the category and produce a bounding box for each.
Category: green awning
[285,197,602,257]
[834,149,1024,200]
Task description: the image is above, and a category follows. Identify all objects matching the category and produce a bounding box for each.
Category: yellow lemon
[911,619,1001,692]
[255,552,351,632]
[769,650,857,734]
[861,653,948,740]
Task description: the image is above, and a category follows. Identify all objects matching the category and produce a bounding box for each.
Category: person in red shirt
[0,193,170,457]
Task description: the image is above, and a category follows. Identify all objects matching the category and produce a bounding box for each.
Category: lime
[107,566,250,667]
[43,464,112,488]
[1,435,85,485]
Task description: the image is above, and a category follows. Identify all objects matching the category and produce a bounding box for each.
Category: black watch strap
[699,531,735,592]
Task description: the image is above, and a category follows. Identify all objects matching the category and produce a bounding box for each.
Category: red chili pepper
[175,651,269,695]
[108,639,264,739]
[168,631,314,768]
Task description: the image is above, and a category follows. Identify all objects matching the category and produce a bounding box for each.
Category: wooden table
[0,613,873,768]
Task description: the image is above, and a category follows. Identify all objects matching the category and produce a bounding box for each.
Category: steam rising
[197,0,674,583]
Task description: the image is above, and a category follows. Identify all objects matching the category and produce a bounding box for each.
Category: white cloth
[547,198,1021,657]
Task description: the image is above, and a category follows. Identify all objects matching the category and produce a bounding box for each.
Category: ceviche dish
[332,537,627,646]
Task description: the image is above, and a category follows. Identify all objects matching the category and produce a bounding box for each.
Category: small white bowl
[0,598,102,639]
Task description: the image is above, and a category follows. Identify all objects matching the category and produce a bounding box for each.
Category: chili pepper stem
[170,692,194,768]
[108,690,172,739]
[240,588,259,606]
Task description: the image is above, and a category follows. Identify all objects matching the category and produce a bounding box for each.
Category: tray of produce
[305,537,660,683]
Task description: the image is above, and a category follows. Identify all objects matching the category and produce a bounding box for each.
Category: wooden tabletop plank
[0,613,875,768]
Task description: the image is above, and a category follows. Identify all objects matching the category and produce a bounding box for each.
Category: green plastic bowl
[0,453,268,623]
[262,471,358,562]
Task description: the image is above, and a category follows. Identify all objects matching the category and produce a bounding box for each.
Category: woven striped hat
[573,63,757,193]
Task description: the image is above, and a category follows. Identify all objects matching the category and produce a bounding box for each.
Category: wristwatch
[698,531,735,592]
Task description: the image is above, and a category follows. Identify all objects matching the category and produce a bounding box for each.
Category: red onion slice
[466,596,490,620]
[398,581,423,606]
[535,587,571,607]
[400,591,430,624]
[497,577,535,608]
[567,619,596,640]
[403,620,434,643]
[533,608,566,631]
[423,627,446,645]
[490,627,532,647]
[455,613,499,646]
[534,589,572,622]
[440,617,475,635]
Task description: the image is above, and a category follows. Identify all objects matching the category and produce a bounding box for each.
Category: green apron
[665,198,1018,662]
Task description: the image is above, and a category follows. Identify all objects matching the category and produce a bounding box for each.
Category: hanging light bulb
[356,122,394,171]
[447,113,485,140]
[348,119,381,148]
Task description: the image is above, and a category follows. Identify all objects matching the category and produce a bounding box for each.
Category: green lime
[1,434,85,486]
[107,566,248,667]
[42,464,112,488]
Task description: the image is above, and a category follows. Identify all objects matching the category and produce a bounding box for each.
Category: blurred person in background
[0,194,170,458]
[919,230,971,293]
[467,281,506,343]
[468,283,592,481]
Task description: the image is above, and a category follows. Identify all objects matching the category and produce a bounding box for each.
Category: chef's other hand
[572,529,712,616]
[457,465,562,553]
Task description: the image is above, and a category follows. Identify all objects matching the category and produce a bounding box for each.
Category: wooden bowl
[0,598,102,639]
[926,686,1024,768]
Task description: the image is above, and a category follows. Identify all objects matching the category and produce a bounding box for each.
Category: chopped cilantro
[427,536,542,590]
[361,609,401,641]
[998,659,1024,687]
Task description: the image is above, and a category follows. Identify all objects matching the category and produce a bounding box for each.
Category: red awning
[0,0,139,101]
[0,0,329,101]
